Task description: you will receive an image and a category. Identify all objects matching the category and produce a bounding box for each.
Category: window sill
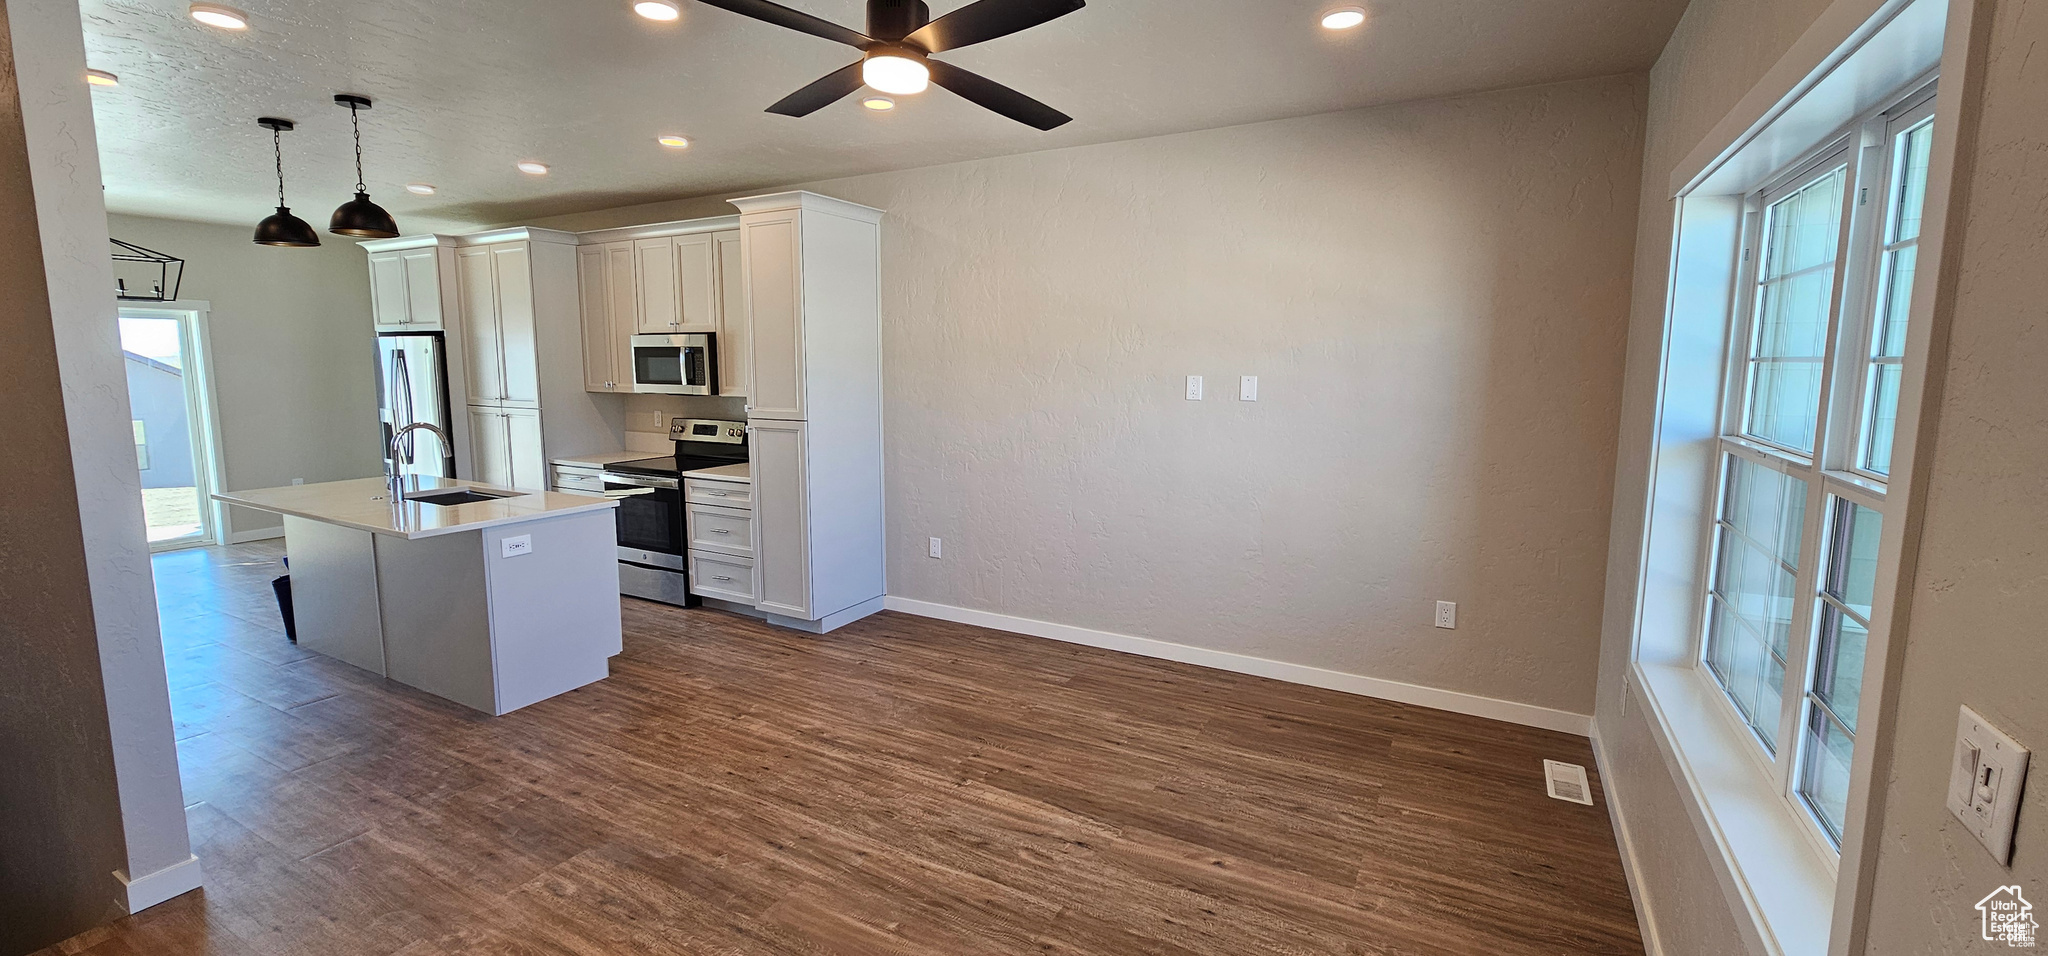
[1631,662,1836,956]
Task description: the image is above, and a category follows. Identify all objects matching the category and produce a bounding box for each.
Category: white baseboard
[1591,724,1668,956]
[115,854,203,913]
[228,526,285,544]
[881,596,1593,737]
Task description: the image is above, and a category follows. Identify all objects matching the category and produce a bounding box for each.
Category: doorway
[119,304,224,550]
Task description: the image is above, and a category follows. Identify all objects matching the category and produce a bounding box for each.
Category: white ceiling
[82,0,1686,234]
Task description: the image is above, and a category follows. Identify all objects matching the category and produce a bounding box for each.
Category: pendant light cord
[273,126,287,207]
[349,103,367,193]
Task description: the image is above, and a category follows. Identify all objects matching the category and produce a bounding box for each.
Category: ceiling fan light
[189,3,250,29]
[633,0,681,20]
[86,68,120,87]
[861,95,896,112]
[863,52,929,96]
[1321,6,1367,29]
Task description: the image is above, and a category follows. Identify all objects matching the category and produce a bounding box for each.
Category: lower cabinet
[468,405,545,490]
[746,420,810,618]
[684,476,758,604]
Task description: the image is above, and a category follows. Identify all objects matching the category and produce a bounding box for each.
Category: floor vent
[1543,759,1594,805]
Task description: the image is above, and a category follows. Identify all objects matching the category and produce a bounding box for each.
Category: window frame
[1691,80,1938,858]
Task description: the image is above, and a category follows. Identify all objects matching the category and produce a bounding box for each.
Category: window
[1699,84,1936,849]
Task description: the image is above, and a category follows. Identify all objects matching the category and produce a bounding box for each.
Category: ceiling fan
[694,0,1084,130]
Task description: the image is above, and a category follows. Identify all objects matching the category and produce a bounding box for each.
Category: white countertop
[681,462,750,482]
[214,476,617,540]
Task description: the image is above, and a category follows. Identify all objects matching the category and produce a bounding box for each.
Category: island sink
[405,488,524,507]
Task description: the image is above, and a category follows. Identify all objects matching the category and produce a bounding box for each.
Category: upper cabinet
[455,242,540,408]
[363,237,454,331]
[714,230,748,398]
[574,219,743,395]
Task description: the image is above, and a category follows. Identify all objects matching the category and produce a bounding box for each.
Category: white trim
[576,215,741,246]
[883,596,1593,737]
[357,234,455,253]
[228,526,285,544]
[1591,725,1669,956]
[766,595,886,634]
[114,853,203,913]
[452,226,578,247]
[727,190,885,224]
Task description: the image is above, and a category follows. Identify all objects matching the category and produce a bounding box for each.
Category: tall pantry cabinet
[731,191,885,632]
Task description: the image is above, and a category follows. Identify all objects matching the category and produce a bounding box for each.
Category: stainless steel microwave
[629,333,716,395]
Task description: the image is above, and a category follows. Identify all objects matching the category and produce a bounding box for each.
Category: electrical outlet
[1185,375,1204,401]
[1240,376,1259,401]
[1435,601,1457,629]
[500,534,533,558]
[929,537,942,559]
[291,478,304,486]
[652,410,667,429]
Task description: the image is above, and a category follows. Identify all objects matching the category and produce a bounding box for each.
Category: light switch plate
[1948,704,2030,865]
[1185,375,1204,401]
[1240,376,1259,401]
[501,534,534,558]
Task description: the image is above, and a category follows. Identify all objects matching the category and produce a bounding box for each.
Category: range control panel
[671,418,747,444]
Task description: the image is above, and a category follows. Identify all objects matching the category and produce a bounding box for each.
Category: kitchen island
[214,476,621,715]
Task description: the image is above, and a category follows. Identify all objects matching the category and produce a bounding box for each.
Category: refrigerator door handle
[393,349,414,464]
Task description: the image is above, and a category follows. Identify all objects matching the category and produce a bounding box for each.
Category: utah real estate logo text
[1979,886,2039,948]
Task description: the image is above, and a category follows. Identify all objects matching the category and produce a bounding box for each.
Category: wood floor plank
[35,543,1642,956]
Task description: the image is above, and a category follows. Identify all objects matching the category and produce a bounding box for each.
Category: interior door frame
[119,300,228,551]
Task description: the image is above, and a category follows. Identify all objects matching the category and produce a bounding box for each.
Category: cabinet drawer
[684,478,752,509]
[689,550,757,604]
[552,465,603,493]
[686,503,754,557]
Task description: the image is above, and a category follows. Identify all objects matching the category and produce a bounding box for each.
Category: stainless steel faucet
[386,422,452,500]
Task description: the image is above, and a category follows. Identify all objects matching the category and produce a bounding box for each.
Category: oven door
[630,334,715,395]
[602,473,685,567]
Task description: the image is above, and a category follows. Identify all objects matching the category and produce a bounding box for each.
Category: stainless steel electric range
[601,418,747,606]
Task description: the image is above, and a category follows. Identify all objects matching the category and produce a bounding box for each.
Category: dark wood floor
[40,541,1642,956]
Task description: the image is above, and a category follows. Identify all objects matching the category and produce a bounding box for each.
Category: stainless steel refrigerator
[376,332,456,479]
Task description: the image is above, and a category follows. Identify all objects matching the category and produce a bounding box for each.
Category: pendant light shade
[329,94,400,238]
[253,118,320,247]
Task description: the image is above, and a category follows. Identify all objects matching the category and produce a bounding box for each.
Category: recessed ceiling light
[405,183,437,195]
[1321,6,1366,29]
[189,3,250,30]
[516,161,549,175]
[86,68,120,87]
[633,0,680,21]
[657,135,690,149]
[861,95,895,112]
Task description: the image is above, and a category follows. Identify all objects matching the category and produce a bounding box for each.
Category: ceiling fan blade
[906,0,1084,53]
[766,61,866,116]
[926,59,1071,130]
[693,0,872,47]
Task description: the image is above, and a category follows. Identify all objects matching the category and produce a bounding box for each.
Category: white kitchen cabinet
[456,243,540,407]
[577,246,619,392]
[673,234,718,333]
[467,405,544,491]
[731,192,884,630]
[631,234,718,335]
[365,239,452,331]
[714,230,748,398]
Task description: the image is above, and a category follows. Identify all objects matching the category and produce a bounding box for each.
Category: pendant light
[328,94,400,238]
[252,118,320,247]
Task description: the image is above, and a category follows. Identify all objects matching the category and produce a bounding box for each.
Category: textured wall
[0,5,130,951]
[107,214,384,538]
[1861,0,2048,950]
[541,76,1646,716]
[4,0,193,948]
[1589,0,1841,952]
